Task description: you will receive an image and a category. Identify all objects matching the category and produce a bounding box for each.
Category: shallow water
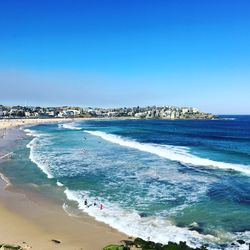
[1,117,250,249]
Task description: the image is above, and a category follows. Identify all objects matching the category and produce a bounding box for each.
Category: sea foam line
[25,129,54,179]
[84,130,250,176]
[64,188,217,248]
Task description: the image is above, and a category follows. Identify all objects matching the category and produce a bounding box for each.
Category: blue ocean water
[16,117,250,248]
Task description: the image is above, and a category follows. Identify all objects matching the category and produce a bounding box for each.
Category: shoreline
[0,126,128,250]
[1,119,248,249]
[0,116,221,131]
[0,117,106,130]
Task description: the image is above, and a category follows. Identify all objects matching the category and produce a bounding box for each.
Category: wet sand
[0,126,128,250]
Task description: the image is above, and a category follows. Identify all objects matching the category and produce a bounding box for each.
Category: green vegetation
[103,238,208,250]
[103,244,126,250]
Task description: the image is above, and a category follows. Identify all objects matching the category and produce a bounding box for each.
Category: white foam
[25,129,54,179]
[59,122,82,130]
[233,231,250,250]
[56,181,64,187]
[84,130,250,176]
[24,128,38,137]
[0,173,11,187]
[64,188,218,248]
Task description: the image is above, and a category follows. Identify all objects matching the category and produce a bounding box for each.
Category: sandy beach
[0,177,128,250]
[0,120,128,250]
[0,118,97,130]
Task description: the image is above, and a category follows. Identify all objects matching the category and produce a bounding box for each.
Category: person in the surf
[100,203,103,210]
[84,199,88,206]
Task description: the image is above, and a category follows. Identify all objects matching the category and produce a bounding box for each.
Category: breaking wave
[58,122,82,130]
[64,188,217,248]
[84,130,250,176]
[25,129,54,179]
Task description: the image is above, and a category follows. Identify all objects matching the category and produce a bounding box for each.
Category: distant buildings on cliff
[0,105,215,120]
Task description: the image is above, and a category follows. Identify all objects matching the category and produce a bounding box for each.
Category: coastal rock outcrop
[103,238,208,250]
[188,222,203,233]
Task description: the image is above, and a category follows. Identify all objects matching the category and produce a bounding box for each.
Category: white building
[58,110,80,117]
[134,112,146,118]
[47,111,55,116]
[25,111,31,117]
[170,111,176,119]
[192,108,199,113]
[181,108,189,114]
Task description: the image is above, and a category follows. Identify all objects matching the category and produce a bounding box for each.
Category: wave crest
[58,122,82,130]
[84,130,250,176]
[25,129,54,179]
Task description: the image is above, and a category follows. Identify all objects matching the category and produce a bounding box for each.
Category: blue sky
[0,0,249,114]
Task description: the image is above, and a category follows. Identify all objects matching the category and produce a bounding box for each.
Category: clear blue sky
[0,0,249,114]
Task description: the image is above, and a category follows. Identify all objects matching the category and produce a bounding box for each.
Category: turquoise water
[1,118,250,249]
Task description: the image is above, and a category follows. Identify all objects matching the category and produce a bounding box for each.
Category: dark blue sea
[2,116,250,249]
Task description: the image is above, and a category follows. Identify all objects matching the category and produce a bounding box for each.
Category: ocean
[1,117,250,249]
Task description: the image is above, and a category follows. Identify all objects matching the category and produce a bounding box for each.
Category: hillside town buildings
[0,105,216,120]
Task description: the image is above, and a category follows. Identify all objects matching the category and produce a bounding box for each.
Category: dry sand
[0,117,95,130]
[0,122,129,250]
[0,177,128,250]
